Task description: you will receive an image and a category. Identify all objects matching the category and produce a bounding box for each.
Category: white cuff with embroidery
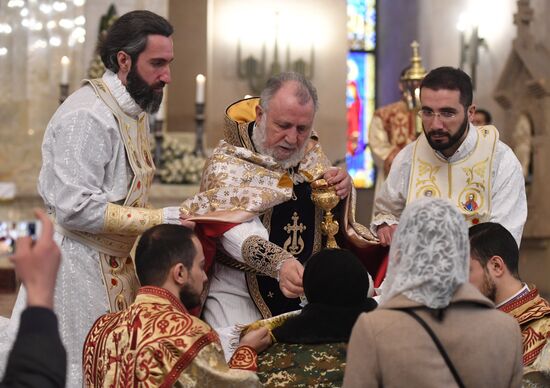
[369,213,399,236]
[162,207,181,225]
[221,217,269,263]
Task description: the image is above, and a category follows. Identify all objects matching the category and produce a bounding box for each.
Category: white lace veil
[380,198,469,309]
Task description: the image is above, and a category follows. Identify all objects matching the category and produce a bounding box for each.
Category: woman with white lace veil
[380,197,468,313]
[343,198,523,388]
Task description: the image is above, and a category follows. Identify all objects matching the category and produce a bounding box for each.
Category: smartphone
[0,221,42,256]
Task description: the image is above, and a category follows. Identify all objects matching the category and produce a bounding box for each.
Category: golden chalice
[311,179,340,249]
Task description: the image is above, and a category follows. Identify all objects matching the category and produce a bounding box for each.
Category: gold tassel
[238,310,301,342]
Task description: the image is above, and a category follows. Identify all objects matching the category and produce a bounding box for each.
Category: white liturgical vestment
[371,124,527,246]
[0,71,178,387]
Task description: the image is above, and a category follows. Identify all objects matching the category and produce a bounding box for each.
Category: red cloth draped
[193,220,239,273]
[188,220,238,317]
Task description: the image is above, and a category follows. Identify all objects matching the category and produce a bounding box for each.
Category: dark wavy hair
[99,10,173,73]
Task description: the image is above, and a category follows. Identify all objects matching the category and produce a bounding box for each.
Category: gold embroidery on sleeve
[103,203,163,235]
[241,235,295,278]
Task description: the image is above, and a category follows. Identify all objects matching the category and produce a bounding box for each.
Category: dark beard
[425,114,469,152]
[179,283,201,310]
[126,66,164,114]
[481,270,497,302]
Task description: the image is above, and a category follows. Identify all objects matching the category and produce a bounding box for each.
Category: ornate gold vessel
[401,40,427,136]
[310,179,340,249]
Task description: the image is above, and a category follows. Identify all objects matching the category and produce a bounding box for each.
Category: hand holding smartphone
[9,209,59,309]
[0,221,42,257]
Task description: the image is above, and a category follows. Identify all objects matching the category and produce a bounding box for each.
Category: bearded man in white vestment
[371,67,527,249]
[0,11,183,386]
[175,73,384,359]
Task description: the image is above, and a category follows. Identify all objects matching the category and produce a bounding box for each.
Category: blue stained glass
[346,51,375,188]
[347,0,376,51]
[346,0,376,188]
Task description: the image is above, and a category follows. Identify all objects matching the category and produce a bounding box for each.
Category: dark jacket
[1,307,66,387]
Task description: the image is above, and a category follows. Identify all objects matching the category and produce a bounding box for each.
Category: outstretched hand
[11,209,61,309]
[323,167,352,199]
[278,259,304,298]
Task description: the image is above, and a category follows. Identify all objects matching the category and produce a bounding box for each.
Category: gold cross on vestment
[283,212,306,255]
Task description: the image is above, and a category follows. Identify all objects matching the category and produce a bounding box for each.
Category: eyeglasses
[417,109,457,122]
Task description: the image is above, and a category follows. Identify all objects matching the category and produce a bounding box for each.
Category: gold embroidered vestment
[499,287,550,370]
[178,98,379,317]
[407,125,498,226]
[83,286,259,387]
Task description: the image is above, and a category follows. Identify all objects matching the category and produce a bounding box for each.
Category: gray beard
[251,117,308,170]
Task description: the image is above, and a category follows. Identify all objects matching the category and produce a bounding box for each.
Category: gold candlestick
[311,179,340,249]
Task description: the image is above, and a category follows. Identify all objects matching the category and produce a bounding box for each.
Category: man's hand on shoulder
[377,223,397,247]
[239,327,272,354]
[323,167,352,199]
[278,259,304,298]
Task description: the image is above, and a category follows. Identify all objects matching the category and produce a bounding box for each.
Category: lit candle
[195,74,205,104]
[60,56,70,85]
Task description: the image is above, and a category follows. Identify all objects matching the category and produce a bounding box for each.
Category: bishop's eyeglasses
[417,109,457,122]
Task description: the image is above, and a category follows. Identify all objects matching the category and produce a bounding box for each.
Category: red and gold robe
[499,286,550,372]
[83,286,260,387]
[368,100,417,179]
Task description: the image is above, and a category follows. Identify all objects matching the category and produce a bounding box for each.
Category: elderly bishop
[179,72,383,336]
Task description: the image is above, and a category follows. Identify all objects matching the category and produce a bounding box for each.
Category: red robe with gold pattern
[368,100,417,179]
[83,286,260,387]
[499,286,550,372]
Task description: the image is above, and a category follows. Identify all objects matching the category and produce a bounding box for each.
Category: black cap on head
[303,248,371,307]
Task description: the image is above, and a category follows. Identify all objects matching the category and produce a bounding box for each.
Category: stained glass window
[346,0,376,189]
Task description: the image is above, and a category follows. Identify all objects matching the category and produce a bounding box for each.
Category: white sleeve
[489,142,527,247]
[38,107,119,233]
[220,217,269,262]
[370,144,413,233]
